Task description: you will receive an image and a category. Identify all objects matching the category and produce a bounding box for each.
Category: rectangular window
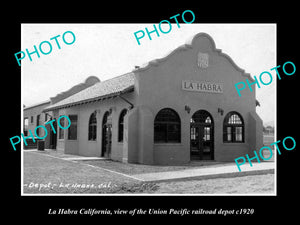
[88,125,97,141]
[235,127,243,142]
[68,115,78,140]
[154,124,167,143]
[24,118,29,136]
[154,124,180,143]
[204,127,210,141]
[191,127,196,140]
[167,124,181,143]
[31,116,33,124]
[226,127,232,142]
[224,126,244,142]
[59,116,64,139]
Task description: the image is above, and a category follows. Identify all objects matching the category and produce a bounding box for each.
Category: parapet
[50,76,100,105]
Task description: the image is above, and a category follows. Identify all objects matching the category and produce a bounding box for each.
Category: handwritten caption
[24,181,114,192]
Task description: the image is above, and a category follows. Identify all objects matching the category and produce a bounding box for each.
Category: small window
[223,112,244,143]
[205,116,211,124]
[204,127,211,141]
[30,116,33,124]
[154,108,181,143]
[68,115,78,140]
[24,118,29,136]
[118,109,127,142]
[88,112,97,141]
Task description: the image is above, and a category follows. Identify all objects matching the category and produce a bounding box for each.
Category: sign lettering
[182,80,223,94]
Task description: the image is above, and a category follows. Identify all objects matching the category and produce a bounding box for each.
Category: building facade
[23,100,51,149]
[23,76,100,149]
[26,32,263,165]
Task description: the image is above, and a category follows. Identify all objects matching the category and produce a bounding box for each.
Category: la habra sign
[182,80,223,94]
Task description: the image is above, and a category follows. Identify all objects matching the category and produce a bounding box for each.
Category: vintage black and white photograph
[21,23,276,195]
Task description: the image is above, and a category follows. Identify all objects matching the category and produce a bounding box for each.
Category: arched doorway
[102,111,112,158]
[190,110,214,160]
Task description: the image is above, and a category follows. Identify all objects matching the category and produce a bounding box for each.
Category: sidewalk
[26,149,275,183]
[133,162,275,182]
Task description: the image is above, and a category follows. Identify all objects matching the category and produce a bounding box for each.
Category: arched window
[190,110,213,124]
[223,112,244,143]
[154,108,181,143]
[190,110,214,142]
[88,112,97,141]
[118,109,128,142]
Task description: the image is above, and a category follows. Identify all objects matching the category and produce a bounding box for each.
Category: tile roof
[24,100,51,110]
[43,72,135,112]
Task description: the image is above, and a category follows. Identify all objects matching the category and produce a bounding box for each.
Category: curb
[139,168,275,183]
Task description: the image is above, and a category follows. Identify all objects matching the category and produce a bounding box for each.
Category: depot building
[26,32,263,165]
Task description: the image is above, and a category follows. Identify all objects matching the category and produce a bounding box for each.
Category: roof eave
[42,86,134,112]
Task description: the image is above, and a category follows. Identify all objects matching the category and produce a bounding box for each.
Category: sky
[21,23,276,124]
